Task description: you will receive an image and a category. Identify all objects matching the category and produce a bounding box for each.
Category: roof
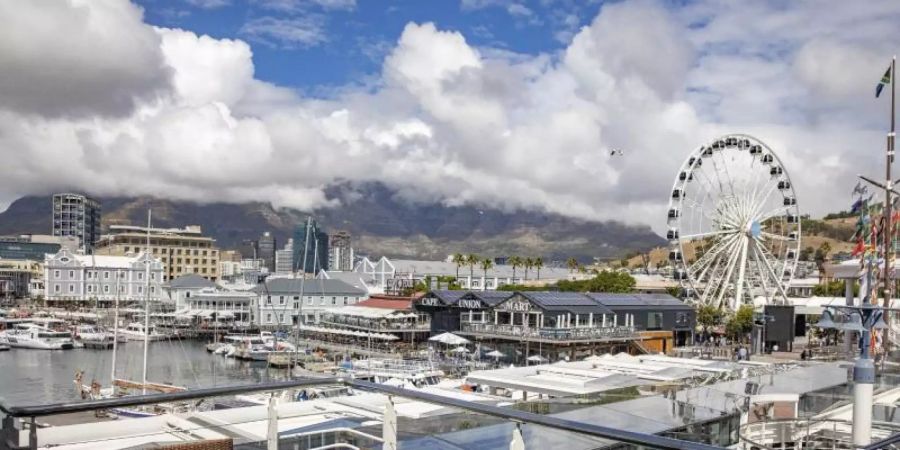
[428,290,467,305]
[260,278,367,296]
[469,290,514,306]
[318,271,375,292]
[167,274,216,289]
[586,293,692,310]
[518,292,614,315]
[358,297,413,310]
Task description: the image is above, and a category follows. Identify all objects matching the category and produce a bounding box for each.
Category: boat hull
[5,338,74,350]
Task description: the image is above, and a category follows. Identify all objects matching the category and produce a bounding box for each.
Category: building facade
[275,239,294,274]
[94,225,220,282]
[292,219,329,273]
[254,278,368,326]
[328,231,353,271]
[164,273,218,310]
[257,232,276,271]
[184,289,255,329]
[44,248,164,305]
[52,194,101,253]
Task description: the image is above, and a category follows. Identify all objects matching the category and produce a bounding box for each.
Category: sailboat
[75,210,187,416]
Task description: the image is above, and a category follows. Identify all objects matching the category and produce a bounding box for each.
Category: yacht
[2,324,75,350]
[341,358,445,387]
[118,322,171,341]
[73,325,125,343]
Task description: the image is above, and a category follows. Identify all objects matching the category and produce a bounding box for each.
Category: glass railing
[460,322,637,341]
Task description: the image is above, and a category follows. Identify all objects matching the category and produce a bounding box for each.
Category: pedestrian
[738,346,748,361]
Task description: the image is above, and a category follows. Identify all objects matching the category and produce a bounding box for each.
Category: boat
[340,358,445,387]
[2,323,75,350]
[0,335,9,351]
[73,324,123,345]
[118,322,171,341]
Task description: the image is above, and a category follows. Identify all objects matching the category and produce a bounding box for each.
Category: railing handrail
[0,376,724,450]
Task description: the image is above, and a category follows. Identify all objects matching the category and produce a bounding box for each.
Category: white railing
[460,322,636,341]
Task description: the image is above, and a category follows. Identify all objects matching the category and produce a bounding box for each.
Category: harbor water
[0,340,292,406]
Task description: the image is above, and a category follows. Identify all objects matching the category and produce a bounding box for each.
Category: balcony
[319,314,431,332]
[459,322,637,342]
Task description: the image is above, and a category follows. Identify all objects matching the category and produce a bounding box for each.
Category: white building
[44,248,163,305]
[254,278,369,326]
[275,239,294,274]
[181,288,256,329]
[352,256,577,292]
[164,273,218,310]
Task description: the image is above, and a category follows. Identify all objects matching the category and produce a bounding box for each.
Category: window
[150,287,155,294]
[266,314,272,323]
[105,285,111,293]
[119,271,125,278]
[68,285,74,293]
[54,285,60,293]
[68,270,74,278]
[87,285,93,293]
[319,297,325,305]
[266,296,272,305]
[647,312,663,330]
[676,312,689,324]
[279,314,284,323]
[138,272,143,280]
[306,298,313,305]
[293,302,299,309]
[54,270,60,278]
[331,297,336,305]
[151,273,156,280]
[138,286,143,294]
[104,271,110,279]
[279,296,285,305]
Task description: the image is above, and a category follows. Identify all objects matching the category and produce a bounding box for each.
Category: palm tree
[524,257,534,280]
[480,258,493,289]
[534,257,544,279]
[452,253,465,281]
[566,257,578,273]
[466,253,479,285]
[508,256,522,282]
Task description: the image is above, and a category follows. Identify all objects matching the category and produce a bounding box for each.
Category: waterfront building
[316,269,380,294]
[316,295,431,346]
[292,219,328,273]
[43,248,164,305]
[257,231,276,270]
[94,224,220,282]
[254,277,368,326]
[274,239,294,274]
[164,273,218,310]
[328,230,353,271]
[415,290,695,361]
[353,256,578,292]
[180,288,255,329]
[0,234,76,261]
[0,260,34,299]
[51,193,101,252]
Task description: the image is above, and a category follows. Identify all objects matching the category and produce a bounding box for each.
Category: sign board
[498,298,532,312]
[456,299,483,310]
[418,297,443,307]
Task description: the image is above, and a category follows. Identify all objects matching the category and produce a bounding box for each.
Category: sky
[1,0,899,233]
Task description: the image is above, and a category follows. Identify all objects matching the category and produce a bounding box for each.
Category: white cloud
[239,16,327,49]
[2,0,900,234]
[506,3,532,17]
[185,0,230,9]
[253,0,356,13]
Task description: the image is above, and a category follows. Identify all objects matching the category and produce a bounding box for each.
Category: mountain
[0,183,664,262]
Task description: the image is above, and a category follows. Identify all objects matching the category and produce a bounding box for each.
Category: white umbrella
[527,355,548,363]
[450,346,470,353]
[428,332,470,346]
[486,350,505,358]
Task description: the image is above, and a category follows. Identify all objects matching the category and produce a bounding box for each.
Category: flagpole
[883,56,896,360]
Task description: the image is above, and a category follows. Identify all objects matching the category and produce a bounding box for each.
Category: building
[328,230,353,271]
[353,256,579,292]
[94,224,220,282]
[44,248,164,305]
[316,269,380,294]
[164,273,218,310]
[254,278,368,326]
[180,289,256,329]
[52,193,101,252]
[415,290,695,362]
[0,235,76,261]
[257,232,276,271]
[292,219,328,273]
[274,239,294,274]
[0,259,44,298]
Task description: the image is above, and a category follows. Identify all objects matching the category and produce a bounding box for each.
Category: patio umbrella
[485,350,505,360]
[450,346,470,353]
[527,355,548,363]
[428,332,470,346]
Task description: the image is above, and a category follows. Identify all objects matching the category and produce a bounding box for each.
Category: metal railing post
[27,417,35,450]
[383,395,397,450]
[267,394,278,450]
[510,423,525,450]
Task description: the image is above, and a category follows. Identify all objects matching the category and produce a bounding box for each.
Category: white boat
[2,324,75,350]
[118,322,171,341]
[73,324,121,342]
[341,358,444,387]
[0,335,9,351]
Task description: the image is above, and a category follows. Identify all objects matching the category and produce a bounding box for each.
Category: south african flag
[876,65,892,98]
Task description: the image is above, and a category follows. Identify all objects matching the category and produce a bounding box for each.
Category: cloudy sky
[1,0,898,233]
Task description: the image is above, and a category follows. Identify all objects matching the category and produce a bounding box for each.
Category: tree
[566,257,578,273]
[452,253,465,280]
[466,254,479,282]
[556,271,635,293]
[696,305,723,333]
[725,305,754,342]
[814,242,832,270]
[799,246,815,262]
[665,286,682,298]
[480,258,493,284]
[524,257,534,280]
[534,257,544,279]
[508,256,522,281]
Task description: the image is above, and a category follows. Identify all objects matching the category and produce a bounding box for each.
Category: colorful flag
[877,64,892,98]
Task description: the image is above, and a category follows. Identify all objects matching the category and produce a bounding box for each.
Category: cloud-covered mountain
[0,183,664,261]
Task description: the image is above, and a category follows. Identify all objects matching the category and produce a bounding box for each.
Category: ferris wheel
[666,134,801,311]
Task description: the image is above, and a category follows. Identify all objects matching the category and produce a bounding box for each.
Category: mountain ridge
[0,184,665,262]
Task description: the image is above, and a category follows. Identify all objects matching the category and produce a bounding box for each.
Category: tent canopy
[428,332,470,345]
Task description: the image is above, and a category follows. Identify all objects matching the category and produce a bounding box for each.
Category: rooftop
[167,273,217,289]
[259,278,367,296]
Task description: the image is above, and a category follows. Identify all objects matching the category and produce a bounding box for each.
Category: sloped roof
[260,278,367,296]
[167,273,217,289]
[357,297,413,310]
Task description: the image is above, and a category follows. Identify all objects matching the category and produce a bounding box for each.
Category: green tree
[452,253,465,280]
[466,254,479,282]
[725,305,755,342]
[534,257,544,279]
[665,286,682,298]
[566,257,578,273]
[556,271,635,293]
[508,256,522,281]
[696,305,723,333]
[799,246,815,262]
[524,257,534,280]
[480,258,494,282]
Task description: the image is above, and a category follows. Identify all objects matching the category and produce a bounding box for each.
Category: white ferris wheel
[666,134,801,311]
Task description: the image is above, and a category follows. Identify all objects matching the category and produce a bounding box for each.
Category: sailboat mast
[294,218,312,350]
[110,270,120,383]
[141,209,152,395]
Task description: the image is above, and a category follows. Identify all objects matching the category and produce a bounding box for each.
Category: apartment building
[44,248,164,305]
[94,225,220,282]
[52,193,101,252]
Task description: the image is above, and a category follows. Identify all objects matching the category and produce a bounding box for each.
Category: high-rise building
[94,225,220,282]
[328,231,353,271]
[52,193,101,253]
[292,219,328,273]
[257,232,276,270]
[275,239,294,274]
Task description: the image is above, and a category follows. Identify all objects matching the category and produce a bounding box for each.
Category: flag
[877,65,892,98]
[853,181,868,197]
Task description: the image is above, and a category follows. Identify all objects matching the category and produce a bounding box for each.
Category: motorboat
[118,322,171,341]
[2,324,75,350]
[0,335,9,351]
[341,358,444,387]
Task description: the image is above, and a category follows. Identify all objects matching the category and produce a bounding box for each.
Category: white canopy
[450,346,470,353]
[429,332,470,345]
[485,350,505,358]
[527,355,548,362]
